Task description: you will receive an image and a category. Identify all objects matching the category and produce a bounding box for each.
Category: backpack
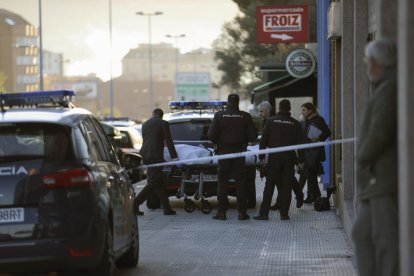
[314,197,331,211]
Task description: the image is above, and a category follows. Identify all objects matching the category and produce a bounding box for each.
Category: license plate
[0,208,24,223]
[186,174,217,183]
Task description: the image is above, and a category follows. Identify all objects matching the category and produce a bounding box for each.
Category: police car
[145,101,257,213]
[0,90,141,275]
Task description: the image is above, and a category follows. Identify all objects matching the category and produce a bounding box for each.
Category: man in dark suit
[208,93,258,220]
[134,108,178,215]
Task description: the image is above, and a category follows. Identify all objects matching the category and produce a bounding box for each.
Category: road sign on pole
[175,72,210,101]
[256,5,309,44]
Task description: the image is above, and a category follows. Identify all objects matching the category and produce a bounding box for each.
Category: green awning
[252,74,294,93]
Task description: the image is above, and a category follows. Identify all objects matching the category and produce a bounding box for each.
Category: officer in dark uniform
[254,99,302,221]
[134,108,178,216]
[208,94,258,220]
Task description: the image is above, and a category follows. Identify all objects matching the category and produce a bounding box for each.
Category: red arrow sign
[256,5,309,44]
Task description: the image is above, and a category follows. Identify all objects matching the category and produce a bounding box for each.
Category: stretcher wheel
[184,199,196,213]
[200,200,212,214]
[194,193,200,201]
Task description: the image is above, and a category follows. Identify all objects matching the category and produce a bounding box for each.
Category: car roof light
[168,101,227,111]
[102,116,131,121]
[0,90,76,110]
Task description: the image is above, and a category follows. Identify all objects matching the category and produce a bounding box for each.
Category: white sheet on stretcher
[164,144,213,165]
[164,144,259,165]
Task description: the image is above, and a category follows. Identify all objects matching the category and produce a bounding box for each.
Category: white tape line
[140,137,356,169]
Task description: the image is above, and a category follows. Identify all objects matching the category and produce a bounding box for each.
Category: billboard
[50,81,98,100]
[175,72,210,101]
[256,5,309,44]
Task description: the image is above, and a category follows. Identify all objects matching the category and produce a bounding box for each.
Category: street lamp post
[136,11,163,111]
[38,0,44,91]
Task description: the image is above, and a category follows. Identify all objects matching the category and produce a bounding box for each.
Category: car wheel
[87,225,115,276]
[116,212,139,267]
[146,192,161,209]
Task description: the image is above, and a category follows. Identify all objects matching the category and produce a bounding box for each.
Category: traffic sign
[256,5,309,44]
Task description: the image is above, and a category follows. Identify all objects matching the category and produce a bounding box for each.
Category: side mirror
[123,152,142,169]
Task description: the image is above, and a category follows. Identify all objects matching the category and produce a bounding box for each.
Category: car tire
[146,192,161,209]
[116,213,139,267]
[87,225,115,276]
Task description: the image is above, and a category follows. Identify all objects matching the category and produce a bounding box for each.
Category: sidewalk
[132,173,357,276]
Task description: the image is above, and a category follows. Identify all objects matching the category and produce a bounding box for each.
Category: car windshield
[0,123,73,162]
[169,120,211,141]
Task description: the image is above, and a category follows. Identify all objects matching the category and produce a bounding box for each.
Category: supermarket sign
[256,5,309,44]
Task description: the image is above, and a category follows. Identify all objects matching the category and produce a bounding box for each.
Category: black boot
[212,212,227,220]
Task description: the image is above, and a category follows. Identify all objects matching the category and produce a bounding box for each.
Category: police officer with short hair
[254,99,302,220]
[208,94,258,220]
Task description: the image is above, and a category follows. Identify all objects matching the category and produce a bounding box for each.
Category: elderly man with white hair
[351,38,398,276]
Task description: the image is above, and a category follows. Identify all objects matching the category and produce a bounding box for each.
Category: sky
[1,0,239,80]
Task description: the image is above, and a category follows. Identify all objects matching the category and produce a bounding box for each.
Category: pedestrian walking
[254,99,302,221]
[298,102,331,203]
[134,108,178,216]
[351,38,398,276]
[208,93,258,220]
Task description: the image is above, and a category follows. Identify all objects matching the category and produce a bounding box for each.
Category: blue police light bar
[168,101,227,110]
[0,90,76,108]
[102,116,130,121]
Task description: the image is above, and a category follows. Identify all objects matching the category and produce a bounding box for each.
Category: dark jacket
[298,112,331,163]
[356,67,397,200]
[208,106,258,154]
[259,112,302,160]
[139,116,178,164]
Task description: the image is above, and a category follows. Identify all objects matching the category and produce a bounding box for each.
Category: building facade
[0,9,39,92]
[324,0,414,274]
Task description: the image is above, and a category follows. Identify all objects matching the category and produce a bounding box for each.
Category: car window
[169,120,211,141]
[0,123,74,162]
[77,119,107,162]
[91,118,119,164]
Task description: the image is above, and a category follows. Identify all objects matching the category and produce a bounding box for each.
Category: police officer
[258,101,304,211]
[254,99,302,220]
[208,93,258,220]
[134,108,178,216]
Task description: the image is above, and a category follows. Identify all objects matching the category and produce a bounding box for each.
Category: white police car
[145,101,257,213]
[0,90,142,275]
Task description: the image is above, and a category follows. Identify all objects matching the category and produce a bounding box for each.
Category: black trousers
[217,157,246,214]
[134,166,171,210]
[274,171,305,206]
[259,155,295,217]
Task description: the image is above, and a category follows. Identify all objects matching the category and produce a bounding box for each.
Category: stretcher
[161,144,259,214]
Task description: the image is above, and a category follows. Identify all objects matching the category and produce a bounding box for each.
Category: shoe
[269,204,280,211]
[238,213,250,220]
[280,214,290,220]
[135,205,144,216]
[212,212,227,220]
[296,195,304,208]
[164,209,177,215]
[253,214,269,221]
[303,197,315,204]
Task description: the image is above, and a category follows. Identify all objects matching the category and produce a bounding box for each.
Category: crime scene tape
[140,137,356,169]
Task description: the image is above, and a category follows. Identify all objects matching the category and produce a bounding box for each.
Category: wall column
[398,0,414,274]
